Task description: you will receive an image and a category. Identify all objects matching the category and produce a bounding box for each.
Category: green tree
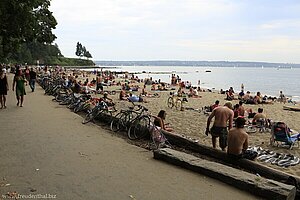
[84,51,92,59]
[0,0,57,62]
[82,46,86,58]
[75,42,83,57]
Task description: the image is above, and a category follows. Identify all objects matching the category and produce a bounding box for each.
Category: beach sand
[100,78,300,177]
[59,70,300,177]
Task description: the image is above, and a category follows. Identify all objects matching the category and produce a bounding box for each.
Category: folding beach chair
[270,122,300,149]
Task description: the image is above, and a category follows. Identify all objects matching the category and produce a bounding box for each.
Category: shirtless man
[237,101,245,116]
[227,117,257,160]
[227,117,248,156]
[205,102,234,151]
[252,108,266,125]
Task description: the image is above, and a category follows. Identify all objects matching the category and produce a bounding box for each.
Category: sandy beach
[87,72,300,178]
[0,74,259,199]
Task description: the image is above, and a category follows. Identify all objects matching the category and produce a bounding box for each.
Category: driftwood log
[162,130,300,192]
[154,148,296,200]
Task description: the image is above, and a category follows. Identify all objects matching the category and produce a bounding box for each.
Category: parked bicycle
[82,101,116,124]
[167,92,188,111]
[110,103,149,139]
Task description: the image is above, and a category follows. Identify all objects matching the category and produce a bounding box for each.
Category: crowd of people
[0,64,37,108]
[1,65,296,162]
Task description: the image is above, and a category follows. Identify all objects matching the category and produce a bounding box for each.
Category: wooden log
[162,130,300,191]
[154,148,296,200]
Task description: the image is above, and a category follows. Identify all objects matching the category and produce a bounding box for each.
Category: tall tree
[0,0,57,62]
[75,42,83,57]
[82,46,86,58]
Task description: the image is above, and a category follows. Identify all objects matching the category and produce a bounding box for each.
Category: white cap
[2,69,6,73]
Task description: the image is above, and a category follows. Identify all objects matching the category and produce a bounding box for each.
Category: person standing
[205,102,234,151]
[0,69,9,109]
[29,68,37,92]
[96,74,103,92]
[13,69,26,107]
[24,66,30,81]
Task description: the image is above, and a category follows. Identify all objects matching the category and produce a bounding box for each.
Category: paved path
[0,74,259,200]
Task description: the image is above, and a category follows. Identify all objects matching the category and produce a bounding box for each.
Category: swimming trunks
[210,126,228,149]
[227,150,258,160]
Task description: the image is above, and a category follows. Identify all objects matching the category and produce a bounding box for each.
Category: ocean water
[84,66,300,99]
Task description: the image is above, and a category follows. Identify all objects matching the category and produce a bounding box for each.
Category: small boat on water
[205,70,212,73]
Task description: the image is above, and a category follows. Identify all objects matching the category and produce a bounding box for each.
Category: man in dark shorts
[205,102,234,151]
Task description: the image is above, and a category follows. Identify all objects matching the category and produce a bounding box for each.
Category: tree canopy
[75,42,92,59]
[0,0,57,62]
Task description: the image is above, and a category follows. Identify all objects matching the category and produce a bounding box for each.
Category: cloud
[50,0,300,62]
[260,19,300,30]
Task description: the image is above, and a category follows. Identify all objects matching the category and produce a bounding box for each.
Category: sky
[50,0,300,63]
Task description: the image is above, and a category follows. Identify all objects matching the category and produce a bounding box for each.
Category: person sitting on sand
[252,108,266,125]
[233,104,240,119]
[278,91,286,104]
[119,89,128,100]
[227,117,258,160]
[211,100,220,111]
[141,85,148,96]
[253,92,262,104]
[243,91,251,102]
[154,110,173,132]
[237,101,245,116]
[188,87,199,98]
[205,102,234,151]
[238,90,245,100]
[102,92,115,107]
[151,83,156,91]
[127,93,145,102]
[225,90,234,101]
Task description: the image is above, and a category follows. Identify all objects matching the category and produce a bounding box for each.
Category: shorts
[210,126,228,149]
[227,150,258,160]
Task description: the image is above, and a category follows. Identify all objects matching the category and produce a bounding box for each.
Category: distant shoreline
[93,60,300,68]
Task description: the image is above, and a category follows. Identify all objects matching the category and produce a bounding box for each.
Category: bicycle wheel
[59,97,71,105]
[167,97,174,108]
[82,108,99,124]
[97,109,112,125]
[74,102,86,113]
[68,101,77,109]
[110,112,127,132]
[128,115,150,140]
[175,99,182,110]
